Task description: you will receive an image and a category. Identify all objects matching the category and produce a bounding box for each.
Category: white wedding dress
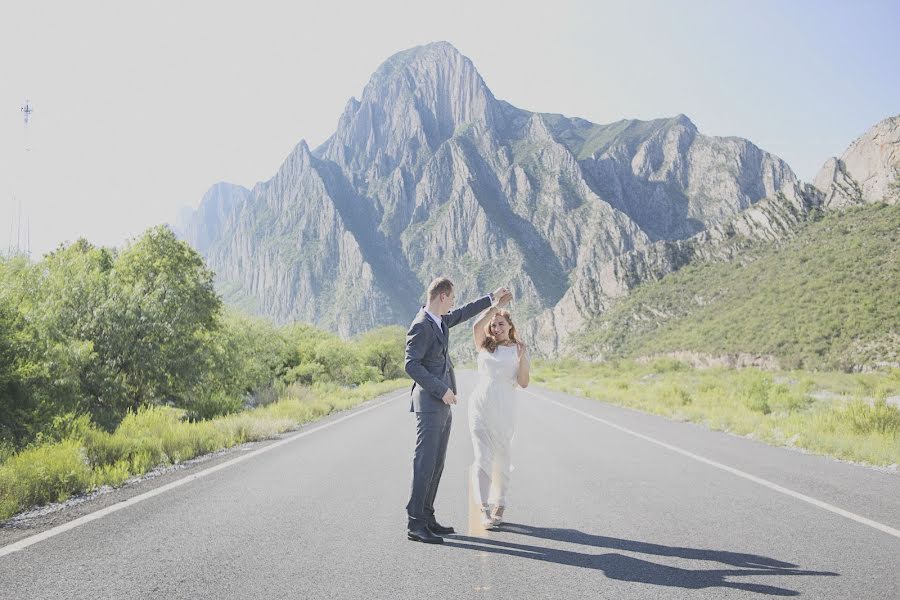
[468,344,520,507]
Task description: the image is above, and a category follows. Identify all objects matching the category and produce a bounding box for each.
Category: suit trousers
[406,407,452,527]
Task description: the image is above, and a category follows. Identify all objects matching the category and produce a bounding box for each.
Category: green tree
[281,326,381,386]
[0,244,113,439]
[357,326,406,379]
[99,226,221,416]
[191,310,292,417]
[0,287,28,445]
[36,240,120,428]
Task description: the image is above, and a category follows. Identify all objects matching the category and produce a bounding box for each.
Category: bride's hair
[481,310,518,353]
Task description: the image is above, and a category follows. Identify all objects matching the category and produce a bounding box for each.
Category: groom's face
[439,291,455,315]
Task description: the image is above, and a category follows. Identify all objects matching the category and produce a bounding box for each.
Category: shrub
[32,413,94,445]
[650,358,690,373]
[185,391,245,422]
[736,372,772,415]
[90,459,132,488]
[844,399,900,435]
[0,439,92,519]
[285,362,327,386]
[768,385,810,414]
[0,440,14,465]
[247,385,280,409]
[356,326,406,379]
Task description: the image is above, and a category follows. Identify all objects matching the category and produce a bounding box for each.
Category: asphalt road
[2,371,898,599]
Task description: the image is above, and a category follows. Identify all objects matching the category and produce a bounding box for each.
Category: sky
[1,0,899,257]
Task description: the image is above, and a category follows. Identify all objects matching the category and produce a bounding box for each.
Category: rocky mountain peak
[813,114,900,208]
[670,113,697,129]
[362,41,487,101]
[317,42,499,177]
[176,182,250,255]
[282,139,312,170]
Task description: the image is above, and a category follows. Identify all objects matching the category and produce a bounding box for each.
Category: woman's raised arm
[472,304,499,351]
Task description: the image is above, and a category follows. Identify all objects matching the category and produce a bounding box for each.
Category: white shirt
[424,309,443,329]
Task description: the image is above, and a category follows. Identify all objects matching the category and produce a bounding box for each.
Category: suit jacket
[404,295,493,413]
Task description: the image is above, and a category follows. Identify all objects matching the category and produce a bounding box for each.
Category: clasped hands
[491,286,514,308]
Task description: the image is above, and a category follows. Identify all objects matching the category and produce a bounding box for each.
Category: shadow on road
[443,523,839,596]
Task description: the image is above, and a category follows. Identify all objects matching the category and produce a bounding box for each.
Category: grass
[532,358,900,467]
[0,379,407,522]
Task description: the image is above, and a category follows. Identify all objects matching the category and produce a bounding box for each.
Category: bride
[468,294,530,529]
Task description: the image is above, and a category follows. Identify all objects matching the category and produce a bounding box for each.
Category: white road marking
[524,388,900,541]
[0,391,407,558]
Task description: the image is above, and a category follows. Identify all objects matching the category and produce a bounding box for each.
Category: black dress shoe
[428,522,456,535]
[407,527,444,544]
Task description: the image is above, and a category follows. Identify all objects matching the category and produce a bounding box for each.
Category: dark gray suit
[404,294,492,527]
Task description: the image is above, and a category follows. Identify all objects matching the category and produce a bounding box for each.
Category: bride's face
[490,316,511,341]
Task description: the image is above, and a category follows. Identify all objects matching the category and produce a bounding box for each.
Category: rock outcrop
[813,115,900,209]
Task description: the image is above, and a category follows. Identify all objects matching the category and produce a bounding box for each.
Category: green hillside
[573,203,900,370]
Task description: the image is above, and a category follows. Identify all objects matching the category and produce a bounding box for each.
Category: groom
[404,277,509,543]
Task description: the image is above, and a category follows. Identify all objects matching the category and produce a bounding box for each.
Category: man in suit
[404,277,510,543]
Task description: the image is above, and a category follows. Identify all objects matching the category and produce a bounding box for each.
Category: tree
[0,288,28,445]
[193,310,292,414]
[99,226,221,415]
[357,326,406,379]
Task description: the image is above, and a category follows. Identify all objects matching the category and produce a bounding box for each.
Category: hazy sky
[2,0,898,257]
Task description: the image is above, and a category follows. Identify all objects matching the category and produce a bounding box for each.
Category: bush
[83,406,223,470]
[735,372,772,414]
[285,362,327,386]
[349,365,383,386]
[82,428,136,470]
[768,385,810,414]
[844,399,900,435]
[31,413,94,446]
[356,326,406,379]
[650,358,690,373]
[0,439,92,519]
[185,391,245,422]
[0,440,14,465]
[663,385,692,406]
[247,385,280,409]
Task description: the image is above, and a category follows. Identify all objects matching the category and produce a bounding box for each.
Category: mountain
[176,182,250,255]
[178,42,892,358]
[571,202,900,371]
[570,115,900,369]
[813,115,900,208]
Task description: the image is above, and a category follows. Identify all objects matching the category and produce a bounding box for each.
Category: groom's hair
[427,277,454,301]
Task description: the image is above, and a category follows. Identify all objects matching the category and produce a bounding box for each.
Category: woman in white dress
[468,298,530,529]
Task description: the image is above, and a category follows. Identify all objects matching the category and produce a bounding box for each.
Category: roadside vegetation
[0,227,408,521]
[532,358,900,467]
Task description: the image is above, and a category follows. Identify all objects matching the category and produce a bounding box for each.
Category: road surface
[2,371,898,599]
